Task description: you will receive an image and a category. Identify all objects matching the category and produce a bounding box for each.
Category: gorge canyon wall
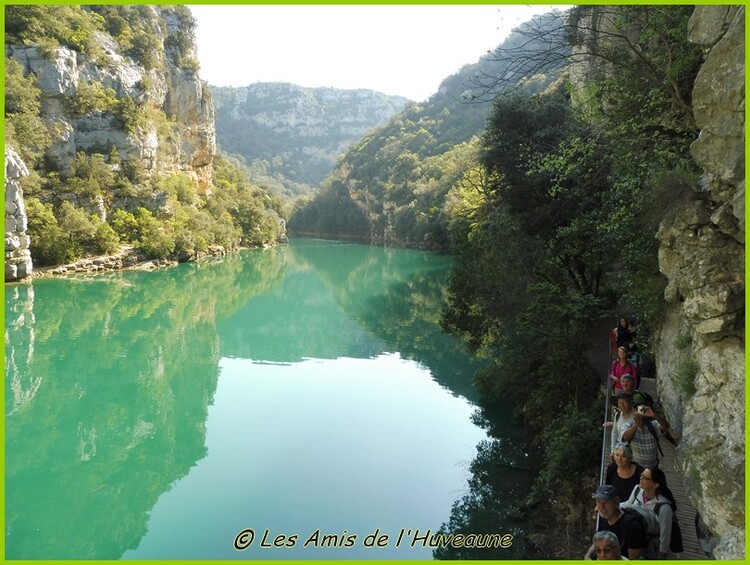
[5,6,215,281]
[655,5,745,559]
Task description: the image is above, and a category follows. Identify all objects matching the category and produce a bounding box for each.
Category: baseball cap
[592,484,619,501]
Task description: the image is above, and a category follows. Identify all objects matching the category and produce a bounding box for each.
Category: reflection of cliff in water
[287,238,486,401]
[218,244,388,362]
[4,252,285,559]
[5,240,504,559]
[295,240,538,555]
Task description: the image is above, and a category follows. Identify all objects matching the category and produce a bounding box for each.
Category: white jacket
[622,485,673,555]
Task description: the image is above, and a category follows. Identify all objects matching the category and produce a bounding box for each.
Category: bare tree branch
[464,5,698,134]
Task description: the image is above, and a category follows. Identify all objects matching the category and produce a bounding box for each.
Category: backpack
[633,390,655,407]
[655,501,684,553]
[621,505,661,559]
[623,502,660,537]
[614,507,651,556]
[643,419,665,458]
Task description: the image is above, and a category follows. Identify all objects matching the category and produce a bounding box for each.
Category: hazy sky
[190,4,568,102]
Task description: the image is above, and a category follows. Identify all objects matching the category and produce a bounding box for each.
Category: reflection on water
[5,251,283,559]
[434,399,538,560]
[5,239,528,559]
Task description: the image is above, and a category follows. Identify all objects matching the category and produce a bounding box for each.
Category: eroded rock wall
[5,6,215,192]
[655,5,745,559]
[5,148,33,282]
[212,83,409,187]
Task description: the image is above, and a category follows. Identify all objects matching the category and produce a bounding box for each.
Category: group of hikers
[584,318,684,560]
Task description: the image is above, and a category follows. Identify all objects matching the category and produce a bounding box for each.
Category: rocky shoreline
[24,244,235,280]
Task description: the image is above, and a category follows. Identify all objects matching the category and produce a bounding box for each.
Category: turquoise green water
[5,239,516,560]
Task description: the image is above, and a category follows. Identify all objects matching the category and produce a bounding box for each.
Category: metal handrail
[595,332,615,532]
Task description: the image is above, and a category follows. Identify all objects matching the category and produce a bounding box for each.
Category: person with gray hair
[591,530,629,560]
[604,392,635,456]
[605,441,644,502]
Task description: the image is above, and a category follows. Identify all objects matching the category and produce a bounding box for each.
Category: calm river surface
[5,238,523,560]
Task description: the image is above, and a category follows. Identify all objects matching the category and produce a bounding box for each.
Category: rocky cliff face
[5,148,33,281]
[6,9,215,191]
[211,82,409,190]
[565,4,745,557]
[655,6,744,559]
[8,65,213,192]
[4,6,217,279]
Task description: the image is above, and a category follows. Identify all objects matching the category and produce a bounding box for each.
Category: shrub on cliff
[6,5,104,57]
[4,58,51,167]
[88,5,164,71]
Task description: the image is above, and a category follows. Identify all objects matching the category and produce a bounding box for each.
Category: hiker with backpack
[618,394,660,468]
[584,484,647,559]
[605,392,658,468]
[618,373,678,446]
[622,467,683,558]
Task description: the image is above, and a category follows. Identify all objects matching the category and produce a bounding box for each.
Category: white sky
[190,4,569,102]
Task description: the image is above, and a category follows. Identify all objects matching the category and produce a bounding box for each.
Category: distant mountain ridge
[210,82,410,196]
[289,10,568,245]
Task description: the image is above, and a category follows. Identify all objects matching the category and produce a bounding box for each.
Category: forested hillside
[211,83,409,199]
[288,10,568,245]
[5,5,286,276]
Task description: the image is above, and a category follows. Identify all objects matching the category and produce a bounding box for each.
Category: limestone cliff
[655,6,745,559]
[211,82,409,194]
[5,148,33,281]
[6,7,215,192]
[4,5,219,280]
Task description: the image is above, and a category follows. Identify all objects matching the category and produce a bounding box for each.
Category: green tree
[63,152,117,199]
[92,222,120,254]
[133,208,175,260]
[480,89,618,296]
[4,58,51,166]
[110,209,140,243]
[26,198,72,266]
[6,5,104,55]
[156,172,198,205]
[57,201,97,257]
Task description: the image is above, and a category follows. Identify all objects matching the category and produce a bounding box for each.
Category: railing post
[596,333,615,533]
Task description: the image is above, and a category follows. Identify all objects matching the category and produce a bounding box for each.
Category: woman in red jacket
[610,346,638,391]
